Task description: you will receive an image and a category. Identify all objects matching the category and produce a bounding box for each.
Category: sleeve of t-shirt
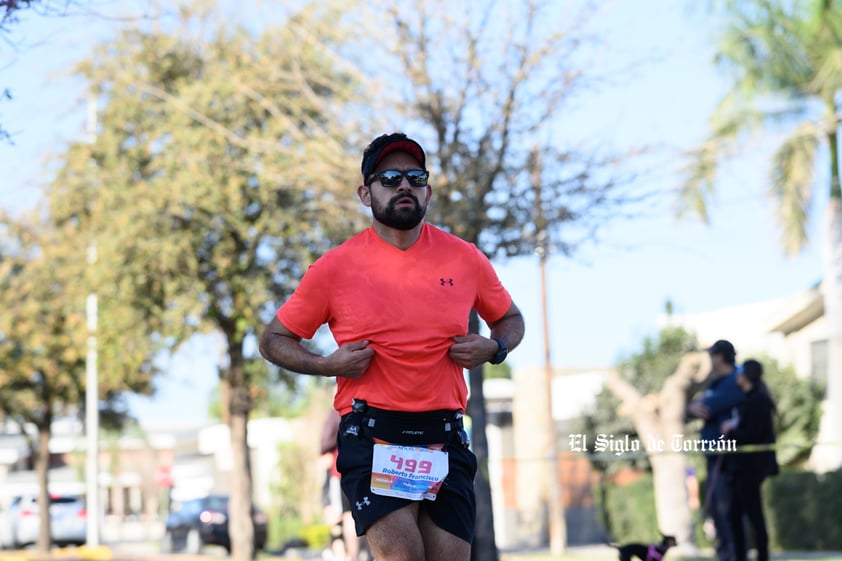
[275,256,332,340]
[703,374,745,417]
[471,245,513,323]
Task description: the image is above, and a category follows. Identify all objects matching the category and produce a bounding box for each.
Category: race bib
[370,442,449,501]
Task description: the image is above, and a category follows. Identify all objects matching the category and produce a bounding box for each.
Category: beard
[371,193,427,231]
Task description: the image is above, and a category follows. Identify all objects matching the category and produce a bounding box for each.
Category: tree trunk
[467,310,499,561]
[812,199,842,471]
[220,377,231,425]
[36,427,52,554]
[653,369,695,547]
[227,348,254,561]
[603,353,708,548]
[650,453,693,546]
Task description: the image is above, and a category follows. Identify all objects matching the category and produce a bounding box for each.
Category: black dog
[607,534,677,561]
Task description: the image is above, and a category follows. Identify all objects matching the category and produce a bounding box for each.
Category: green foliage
[683,0,842,252]
[0,218,87,430]
[300,523,332,550]
[48,2,371,403]
[207,370,331,421]
[597,474,658,543]
[749,354,824,466]
[600,471,714,548]
[484,361,512,380]
[267,514,303,552]
[601,467,842,552]
[269,441,311,543]
[0,213,139,429]
[764,467,842,550]
[620,326,699,396]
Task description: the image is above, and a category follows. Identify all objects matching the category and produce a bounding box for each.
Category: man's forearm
[490,312,525,351]
[259,334,328,377]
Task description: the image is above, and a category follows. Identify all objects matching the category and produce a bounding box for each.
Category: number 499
[391,455,432,474]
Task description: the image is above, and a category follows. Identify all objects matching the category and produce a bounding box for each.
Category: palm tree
[681,0,842,471]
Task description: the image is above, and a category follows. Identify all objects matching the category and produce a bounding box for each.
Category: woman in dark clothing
[720,359,779,561]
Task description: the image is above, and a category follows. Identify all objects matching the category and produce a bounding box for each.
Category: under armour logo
[356,497,371,510]
[439,278,454,286]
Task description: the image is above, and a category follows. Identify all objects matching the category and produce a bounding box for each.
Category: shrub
[301,523,332,550]
[764,467,842,550]
[597,474,659,543]
[598,466,842,551]
[267,514,304,551]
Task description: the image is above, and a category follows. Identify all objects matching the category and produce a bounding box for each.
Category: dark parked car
[161,495,268,554]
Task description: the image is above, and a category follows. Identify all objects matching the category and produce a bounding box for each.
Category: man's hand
[448,334,498,369]
[720,419,737,435]
[329,340,375,379]
[687,400,710,420]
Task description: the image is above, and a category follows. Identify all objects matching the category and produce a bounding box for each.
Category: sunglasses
[367,168,429,188]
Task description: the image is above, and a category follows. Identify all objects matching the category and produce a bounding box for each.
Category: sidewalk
[2,543,841,561]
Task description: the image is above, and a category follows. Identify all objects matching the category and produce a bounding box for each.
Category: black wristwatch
[489,337,508,365]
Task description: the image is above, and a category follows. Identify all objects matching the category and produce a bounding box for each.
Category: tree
[581,327,700,471]
[0,217,83,554]
[681,0,842,471]
[47,4,370,560]
[0,212,146,554]
[366,1,640,557]
[586,327,702,548]
[1,0,36,26]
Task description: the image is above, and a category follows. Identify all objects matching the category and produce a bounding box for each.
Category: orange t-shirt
[276,224,513,415]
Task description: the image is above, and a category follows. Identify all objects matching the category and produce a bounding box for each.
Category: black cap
[706,339,736,363]
[361,132,426,182]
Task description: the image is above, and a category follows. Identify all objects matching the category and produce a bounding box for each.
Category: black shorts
[336,405,478,543]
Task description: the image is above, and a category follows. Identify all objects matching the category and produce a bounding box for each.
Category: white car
[0,494,87,549]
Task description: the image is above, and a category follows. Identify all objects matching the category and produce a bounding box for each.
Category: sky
[0,1,823,426]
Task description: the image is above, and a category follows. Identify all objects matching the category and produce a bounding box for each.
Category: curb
[0,545,114,561]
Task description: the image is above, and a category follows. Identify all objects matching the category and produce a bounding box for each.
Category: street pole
[531,146,566,555]
[538,241,565,555]
[85,96,100,548]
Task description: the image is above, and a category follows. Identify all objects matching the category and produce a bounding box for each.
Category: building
[485,368,612,549]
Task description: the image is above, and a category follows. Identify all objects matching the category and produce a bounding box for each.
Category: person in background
[720,359,779,561]
[259,132,524,561]
[320,408,369,561]
[687,339,745,561]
